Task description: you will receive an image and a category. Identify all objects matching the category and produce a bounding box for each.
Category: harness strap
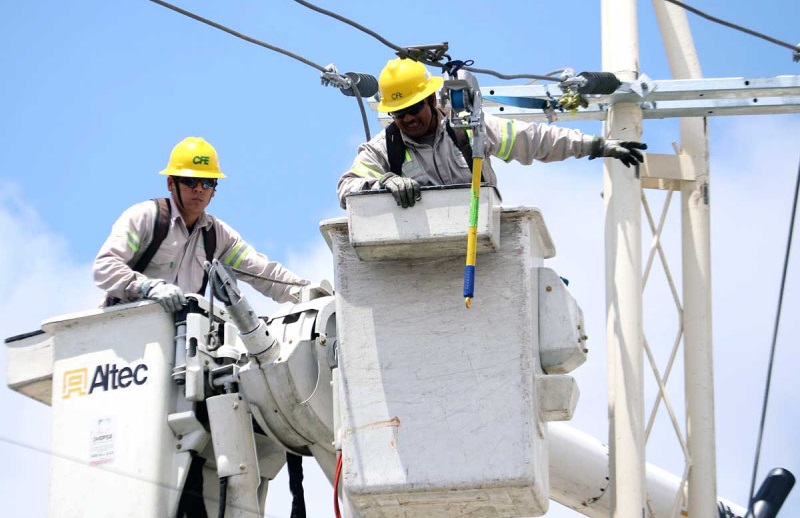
[199,222,216,295]
[133,198,171,272]
[386,122,406,175]
[385,121,480,180]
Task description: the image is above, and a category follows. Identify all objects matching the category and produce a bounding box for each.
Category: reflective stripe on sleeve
[223,242,251,269]
[126,229,140,253]
[496,119,517,161]
[349,161,384,179]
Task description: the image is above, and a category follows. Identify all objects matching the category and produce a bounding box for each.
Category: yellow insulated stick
[463,155,484,308]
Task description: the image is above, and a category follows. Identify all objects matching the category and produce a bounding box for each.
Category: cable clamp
[396,43,450,66]
[320,63,350,90]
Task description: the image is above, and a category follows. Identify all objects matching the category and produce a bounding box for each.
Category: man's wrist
[588,136,605,159]
[139,278,165,297]
[378,172,398,187]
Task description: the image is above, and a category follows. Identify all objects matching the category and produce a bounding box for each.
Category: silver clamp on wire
[320,63,350,89]
[396,43,450,66]
[321,63,379,98]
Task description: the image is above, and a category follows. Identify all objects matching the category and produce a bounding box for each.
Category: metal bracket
[640,153,703,191]
[372,74,800,124]
[167,411,210,453]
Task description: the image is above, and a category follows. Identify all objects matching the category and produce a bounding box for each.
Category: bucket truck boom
[7,186,778,517]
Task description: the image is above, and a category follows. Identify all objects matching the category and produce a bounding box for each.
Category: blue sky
[1,1,799,517]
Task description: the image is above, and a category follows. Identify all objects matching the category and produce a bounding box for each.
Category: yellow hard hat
[376,58,443,113]
[159,137,226,179]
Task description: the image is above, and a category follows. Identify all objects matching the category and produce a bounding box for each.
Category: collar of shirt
[167,202,214,232]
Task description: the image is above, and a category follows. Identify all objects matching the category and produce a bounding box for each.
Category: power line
[157,0,799,88]
[10,416,338,518]
[149,0,800,85]
[146,0,328,72]
[747,154,800,513]
[293,0,800,78]
[146,0,376,141]
[0,434,289,518]
[150,0,563,83]
[661,0,800,55]
[290,0,405,57]
[289,0,561,82]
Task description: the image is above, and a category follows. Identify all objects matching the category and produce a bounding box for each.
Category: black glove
[589,137,647,168]
[378,172,421,208]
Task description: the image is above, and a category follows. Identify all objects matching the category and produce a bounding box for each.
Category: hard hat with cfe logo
[376,58,444,113]
[159,136,226,179]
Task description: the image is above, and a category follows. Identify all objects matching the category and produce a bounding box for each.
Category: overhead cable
[290,0,561,82]
[747,155,800,514]
[290,0,405,57]
[661,0,800,57]
[0,435,287,518]
[147,0,328,72]
[145,0,375,141]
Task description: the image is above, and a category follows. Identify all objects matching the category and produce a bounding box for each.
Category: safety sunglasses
[389,99,426,119]
[177,177,218,189]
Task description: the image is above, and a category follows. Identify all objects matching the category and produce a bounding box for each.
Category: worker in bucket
[94,136,311,313]
[337,57,647,208]
[94,137,310,516]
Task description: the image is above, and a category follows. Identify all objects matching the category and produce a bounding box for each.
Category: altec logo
[62,363,149,399]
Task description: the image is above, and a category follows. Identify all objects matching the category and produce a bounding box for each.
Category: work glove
[142,279,186,313]
[589,137,647,168]
[378,172,421,208]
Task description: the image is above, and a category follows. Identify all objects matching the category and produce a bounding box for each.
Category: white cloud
[285,235,337,288]
[0,187,103,333]
[0,187,104,517]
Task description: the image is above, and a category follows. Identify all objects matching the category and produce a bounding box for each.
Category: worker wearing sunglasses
[176,177,218,190]
[338,57,646,209]
[94,136,316,313]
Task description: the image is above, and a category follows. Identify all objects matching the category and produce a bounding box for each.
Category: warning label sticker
[89,416,114,466]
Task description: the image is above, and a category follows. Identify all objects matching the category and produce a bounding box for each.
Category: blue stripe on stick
[463,265,476,298]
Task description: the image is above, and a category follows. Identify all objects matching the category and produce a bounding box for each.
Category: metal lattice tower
[477,2,798,516]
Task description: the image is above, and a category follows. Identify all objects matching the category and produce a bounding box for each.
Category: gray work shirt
[337,111,595,208]
[94,199,308,304]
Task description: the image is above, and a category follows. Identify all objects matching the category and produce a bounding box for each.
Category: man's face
[168,176,215,221]
[390,97,435,139]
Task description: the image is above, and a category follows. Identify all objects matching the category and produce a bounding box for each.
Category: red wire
[334,450,343,518]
